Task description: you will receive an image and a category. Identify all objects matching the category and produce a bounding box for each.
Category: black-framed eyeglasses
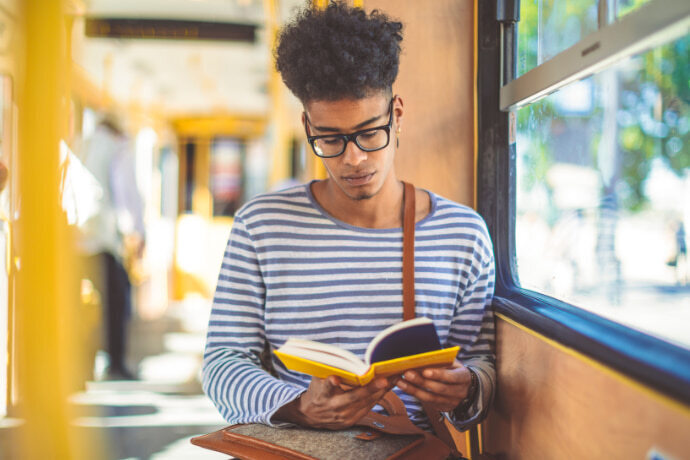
[303,98,395,158]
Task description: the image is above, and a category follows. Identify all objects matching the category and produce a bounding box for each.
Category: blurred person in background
[669,220,688,285]
[78,116,145,380]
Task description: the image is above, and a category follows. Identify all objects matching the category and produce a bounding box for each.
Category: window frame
[476,0,690,406]
[501,0,690,111]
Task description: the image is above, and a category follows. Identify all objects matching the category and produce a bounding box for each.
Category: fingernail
[376,379,387,389]
[423,369,433,378]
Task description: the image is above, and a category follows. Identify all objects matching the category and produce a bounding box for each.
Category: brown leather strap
[421,402,459,456]
[356,412,449,459]
[401,181,461,457]
[402,181,416,321]
[379,390,408,416]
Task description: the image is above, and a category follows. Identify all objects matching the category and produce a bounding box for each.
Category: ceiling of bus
[75,0,305,117]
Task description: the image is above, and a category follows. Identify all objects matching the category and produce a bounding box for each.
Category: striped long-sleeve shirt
[202,182,495,430]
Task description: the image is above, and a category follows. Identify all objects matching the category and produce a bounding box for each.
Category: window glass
[518,0,653,77]
[515,35,690,348]
[617,0,652,17]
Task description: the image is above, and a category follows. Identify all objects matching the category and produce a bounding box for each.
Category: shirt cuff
[265,388,307,428]
[444,365,486,430]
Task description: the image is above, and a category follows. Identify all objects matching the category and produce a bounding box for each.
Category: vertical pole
[15,1,90,458]
[497,0,520,86]
[310,0,328,180]
[473,0,479,210]
[264,0,294,187]
[195,137,213,217]
[598,0,617,28]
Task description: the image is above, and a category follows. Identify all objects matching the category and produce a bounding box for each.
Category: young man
[202,2,495,432]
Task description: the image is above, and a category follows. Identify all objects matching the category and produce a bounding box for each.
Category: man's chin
[331,176,380,201]
[351,192,374,201]
[341,183,377,201]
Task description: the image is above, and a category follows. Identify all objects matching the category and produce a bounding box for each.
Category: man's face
[303,93,402,201]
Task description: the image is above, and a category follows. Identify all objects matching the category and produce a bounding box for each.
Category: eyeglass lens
[312,129,389,157]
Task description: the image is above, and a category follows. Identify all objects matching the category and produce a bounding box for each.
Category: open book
[274,318,459,386]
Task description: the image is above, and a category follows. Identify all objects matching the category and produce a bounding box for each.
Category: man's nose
[342,139,367,166]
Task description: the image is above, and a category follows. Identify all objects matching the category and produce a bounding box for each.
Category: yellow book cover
[273,318,460,386]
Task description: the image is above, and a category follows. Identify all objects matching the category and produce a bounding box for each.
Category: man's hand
[396,360,473,413]
[274,375,397,430]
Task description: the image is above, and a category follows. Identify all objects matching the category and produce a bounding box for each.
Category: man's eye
[321,138,341,145]
[359,131,377,139]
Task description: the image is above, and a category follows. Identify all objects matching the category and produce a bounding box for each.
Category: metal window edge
[499,0,690,112]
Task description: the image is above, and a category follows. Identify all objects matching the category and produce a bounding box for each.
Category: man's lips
[342,172,375,186]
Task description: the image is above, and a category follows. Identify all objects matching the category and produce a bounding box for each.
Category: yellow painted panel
[485,315,690,459]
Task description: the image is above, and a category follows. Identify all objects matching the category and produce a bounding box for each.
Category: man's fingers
[364,386,391,407]
[401,371,464,398]
[420,365,469,385]
[324,377,383,410]
[327,375,343,387]
[313,376,342,397]
[348,379,392,408]
[350,404,378,425]
[338,378,387,403]
[301,376,401,430]
[396,379,457,406]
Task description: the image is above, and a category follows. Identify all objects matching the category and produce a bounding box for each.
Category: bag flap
[191,426,314,460]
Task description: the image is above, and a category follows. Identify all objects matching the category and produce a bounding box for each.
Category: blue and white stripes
[202,182,495,429]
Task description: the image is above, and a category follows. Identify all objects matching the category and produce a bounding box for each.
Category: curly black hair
[275,1,403,103]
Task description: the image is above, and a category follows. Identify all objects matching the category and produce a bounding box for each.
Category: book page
[279,338,368,375]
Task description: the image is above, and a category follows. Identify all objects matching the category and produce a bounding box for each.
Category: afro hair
[275,1,403,103]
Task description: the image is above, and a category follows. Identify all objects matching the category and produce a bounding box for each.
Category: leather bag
[191,182,457,460]
[190,390,450,459]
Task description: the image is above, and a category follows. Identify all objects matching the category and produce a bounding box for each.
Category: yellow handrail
[15,1,94,458]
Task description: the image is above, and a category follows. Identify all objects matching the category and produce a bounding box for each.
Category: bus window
[478,0,690,405]
[517,0,653,77]
[515,34,690,348]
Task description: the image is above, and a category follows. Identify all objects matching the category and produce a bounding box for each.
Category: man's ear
[394,96,404,132]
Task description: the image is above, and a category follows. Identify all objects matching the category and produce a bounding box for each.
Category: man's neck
[312,176,404,229]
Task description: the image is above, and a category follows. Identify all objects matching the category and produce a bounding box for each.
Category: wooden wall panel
[364,0,475,206]
[484,316,690,459]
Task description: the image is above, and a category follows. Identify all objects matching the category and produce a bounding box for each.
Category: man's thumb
[323,375,342,395]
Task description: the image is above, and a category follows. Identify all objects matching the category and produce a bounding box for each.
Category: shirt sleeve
[202,215,304,426]
[446,223,496,430]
